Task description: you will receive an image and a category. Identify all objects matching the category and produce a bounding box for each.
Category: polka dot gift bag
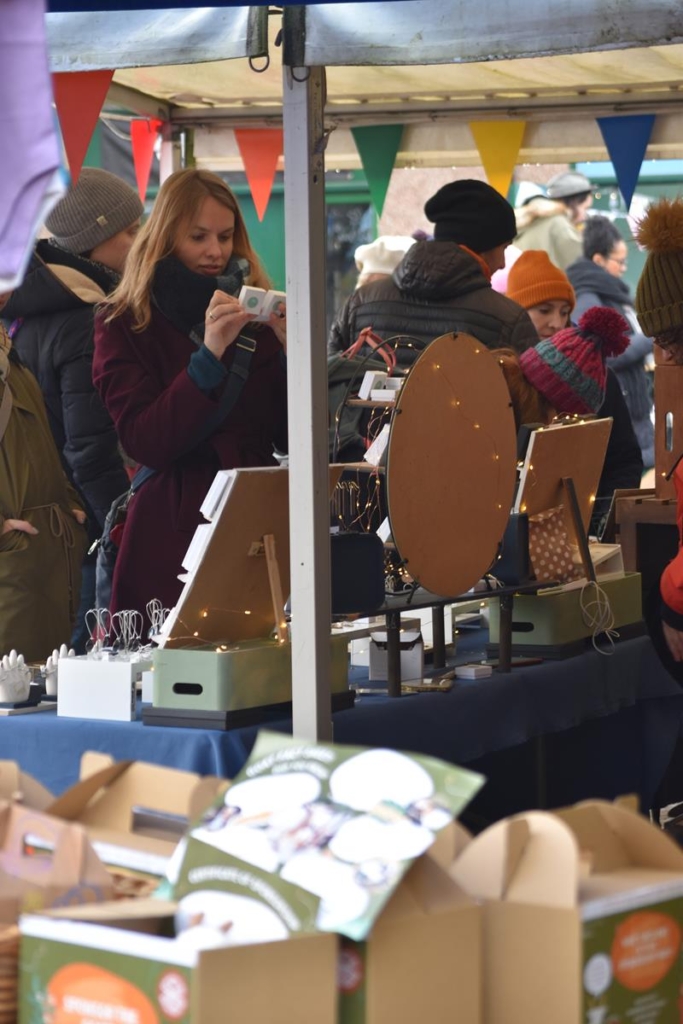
[527,505,582,585]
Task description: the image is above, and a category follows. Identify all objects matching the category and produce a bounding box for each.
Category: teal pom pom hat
[518,306,629,415]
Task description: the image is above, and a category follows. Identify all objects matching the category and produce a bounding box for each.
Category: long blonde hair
[493,348,554,430]
[102,169,271,331]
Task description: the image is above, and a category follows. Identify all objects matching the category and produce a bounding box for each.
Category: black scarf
[566,256,633,306]
[151,254,250,344]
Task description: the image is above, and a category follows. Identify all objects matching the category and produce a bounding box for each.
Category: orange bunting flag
[468,121,527,199]
[131,119,164,201]
[234,129,284,221]
[52,70,114,183]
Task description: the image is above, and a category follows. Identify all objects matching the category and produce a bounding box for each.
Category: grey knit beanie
[45,168,143,255]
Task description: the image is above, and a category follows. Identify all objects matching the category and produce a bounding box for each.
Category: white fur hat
[354,235,415,286]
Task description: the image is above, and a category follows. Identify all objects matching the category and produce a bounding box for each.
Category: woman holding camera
[94,169,287,628]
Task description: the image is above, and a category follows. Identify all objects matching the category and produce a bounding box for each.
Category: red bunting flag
[52,70,114,183]
[131,118,164,201]
[234,129,284,221]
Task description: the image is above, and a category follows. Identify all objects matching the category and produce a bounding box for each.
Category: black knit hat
[424,179,517,252]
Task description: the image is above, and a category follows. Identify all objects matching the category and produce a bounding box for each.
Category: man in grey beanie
[2,168,142,648]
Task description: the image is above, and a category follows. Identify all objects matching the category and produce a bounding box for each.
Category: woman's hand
[1,519,38,537]
[72,509,86,525]
[663,621,683,662]
[204,289,255,360]
[268,302,287,354]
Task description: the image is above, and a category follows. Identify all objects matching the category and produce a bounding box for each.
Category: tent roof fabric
[46,3,683,161]
[46,7,267,72]
[285,0,683,66]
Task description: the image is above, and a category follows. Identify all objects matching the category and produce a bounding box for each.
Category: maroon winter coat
[92,307,287,621]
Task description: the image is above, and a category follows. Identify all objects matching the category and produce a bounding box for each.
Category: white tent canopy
[47,3,683,164]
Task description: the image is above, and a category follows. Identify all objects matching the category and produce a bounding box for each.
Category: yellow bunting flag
[468,121,526,199]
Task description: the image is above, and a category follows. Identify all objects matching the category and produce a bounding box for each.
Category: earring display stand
[150,466,349,719]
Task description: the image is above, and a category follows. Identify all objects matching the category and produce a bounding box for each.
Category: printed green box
[452,801,683,1024]
[19,899,337,1024]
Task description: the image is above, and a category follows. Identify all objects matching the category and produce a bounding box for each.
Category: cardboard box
[47,753,227,877]
[369,630,424,682]
[339,853,480,1024]
[58,655,152,722]
[152,636,348,711]
[451,800,683,1024]
[19,899,338,1024]
[0,801,112,923]
[0,760,53,810]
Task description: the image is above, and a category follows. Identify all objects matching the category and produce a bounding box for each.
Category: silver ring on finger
[208,311,216,321]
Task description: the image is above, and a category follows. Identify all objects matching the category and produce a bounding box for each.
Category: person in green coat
[0,291,88,663]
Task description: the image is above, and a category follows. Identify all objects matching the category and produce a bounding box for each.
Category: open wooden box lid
[160,466,341,648]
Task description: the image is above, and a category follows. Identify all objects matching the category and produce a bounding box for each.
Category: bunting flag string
[351,125,404,218]
[52,69,114,183]
[468,121,526,199]
[596,114,656,211]
[131,118,164,201]
[234,129,284,221]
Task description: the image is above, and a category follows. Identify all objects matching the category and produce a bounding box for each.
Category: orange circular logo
[611,911,681,992]
[47,962,158,1023]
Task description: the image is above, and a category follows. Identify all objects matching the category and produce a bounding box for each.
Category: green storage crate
[153,635,349,711]
[489,572,643,649]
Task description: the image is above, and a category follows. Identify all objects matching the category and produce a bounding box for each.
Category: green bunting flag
[351,125,404,217]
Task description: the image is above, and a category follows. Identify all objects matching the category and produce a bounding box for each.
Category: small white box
[377,517,393,544]
[260,289,286,319]
[364,423,390,467]
[370,388,397,403]
[238,285,266,315]
[58,656,152,721]
[369,630,424,682]
[141,668,154,703]
[455,663,492,680]
[238,286,286,322]
[359,370,387,401]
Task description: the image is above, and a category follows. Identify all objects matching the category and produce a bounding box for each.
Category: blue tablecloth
[3,635,682,813]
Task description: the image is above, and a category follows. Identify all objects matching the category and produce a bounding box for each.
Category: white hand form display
[42,643,76,697]
[0,650,32,702]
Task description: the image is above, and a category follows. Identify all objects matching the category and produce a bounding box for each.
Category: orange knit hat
[506,250,575,311]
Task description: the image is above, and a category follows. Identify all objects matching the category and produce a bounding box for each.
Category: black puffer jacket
[328,240,538,360]
[3,241,129,534]
[566,256,654,468]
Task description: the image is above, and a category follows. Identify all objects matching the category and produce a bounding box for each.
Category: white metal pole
[282,64,333,741]
[159,122,183,182]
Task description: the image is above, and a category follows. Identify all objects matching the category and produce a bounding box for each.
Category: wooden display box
[615,493,679,598]
[654,364,683,499]
[153,636,349,712]
[488,573,642,653]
